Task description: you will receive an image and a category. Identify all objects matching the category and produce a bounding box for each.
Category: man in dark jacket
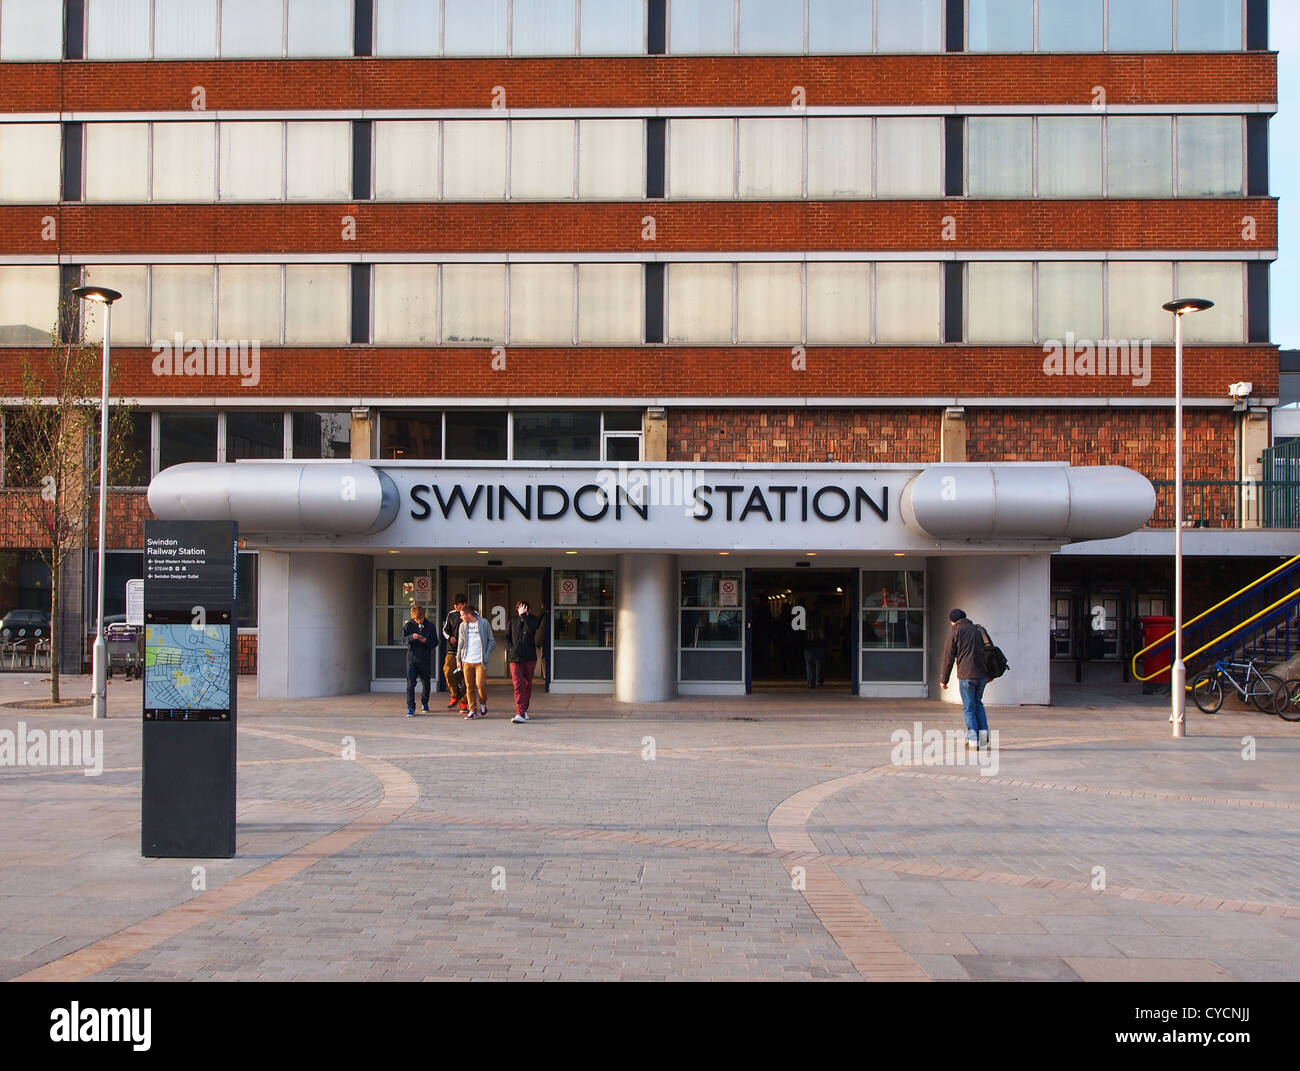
[441,593,468,711]
[506,600,542,723]
[403,604,435,717]
[940,608,990,748]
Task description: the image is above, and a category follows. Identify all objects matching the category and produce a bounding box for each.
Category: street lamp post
[1162,297,1214,739]
[72,285,122,720]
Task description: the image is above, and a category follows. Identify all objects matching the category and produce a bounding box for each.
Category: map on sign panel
[144,624,232,714]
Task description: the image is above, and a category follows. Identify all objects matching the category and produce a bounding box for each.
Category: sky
[1272,5,1298,349]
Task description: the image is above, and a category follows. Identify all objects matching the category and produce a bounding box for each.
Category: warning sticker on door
[719,578,738,606]
[559,576,578,605]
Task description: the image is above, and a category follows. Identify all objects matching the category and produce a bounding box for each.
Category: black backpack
[974,624,1010,680]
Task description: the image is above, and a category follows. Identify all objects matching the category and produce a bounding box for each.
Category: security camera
[1228,381,1253,400]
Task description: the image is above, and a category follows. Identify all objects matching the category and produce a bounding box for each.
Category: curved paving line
[13,727,419,983]
[767,767,930,982]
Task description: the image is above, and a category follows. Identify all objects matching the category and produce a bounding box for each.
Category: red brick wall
[966,408,1236,483]
[238,632,257,676]
[0,199,1276,255]
[0,54,1274,112]
[0,490,151,550]
[0,343,1274,401]
[669,405,1237,486]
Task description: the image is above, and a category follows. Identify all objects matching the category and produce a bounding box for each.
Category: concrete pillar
[350,408,374,461]
[1241,409,1269,528]
[614,553,678,702]
[643,407,668,462]
[940,407,967,463]
[928,553,1051,706]
[258,550,373,698]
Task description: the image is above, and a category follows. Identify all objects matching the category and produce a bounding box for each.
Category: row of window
[0,114,1258,204]
[0,260,1253,348]
[0,407,644,487]
[0,0,1254,61]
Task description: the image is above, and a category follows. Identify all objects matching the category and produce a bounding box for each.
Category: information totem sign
[141,520,238,858]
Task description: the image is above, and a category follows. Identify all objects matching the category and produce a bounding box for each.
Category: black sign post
[141,521,237,858]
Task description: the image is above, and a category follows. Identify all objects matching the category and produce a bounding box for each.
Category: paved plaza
[2,672,1299,982]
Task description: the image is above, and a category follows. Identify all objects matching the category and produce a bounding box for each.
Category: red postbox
[1139,615,1176,683]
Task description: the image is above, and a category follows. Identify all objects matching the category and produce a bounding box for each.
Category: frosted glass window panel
[441,264,506,343]
[154,0,217,58]
[375,121,439,199]
[806,263,871,343]
[1177,117,1243,196]
[443,0,507,55]
[218,265,282,342]
[968,118,1032,197]
[876,0,942,52]
[1177,0,1242,50]
[513,0,575,55]
[1107,262,1174,341]
[875,118,942,197]
[875,263,941,343]
[152,122,216,201]
[286,121,351,201]
[1107,117,1173,196]
[967,262,1033,342]
[221,0,284,57]
[667,264,733,343]
[511,120,575,199]
[738,118,802,198]
[284,266,349,345]
[737,0,803,53]
[374,264,439,344]
[510,265,575,343]
[0,0,64,60]
[442,121,507,199]
[85,0,149,58]
[84,123,149,202]
[1108,0,1173,50]
[0,266,57,344]
[1037,0,1103,51]
[82,264,148,345]
[578,120,643,198]
[577,264,641,343]
[220,122,284,200]
[737,263,802,342]
[670,0,732,53]
[151,266,215,343]
[807,118,870,197]
[287,0,352,56]
[669,119,735,198]
[969,0,1033,51]
[375,0,439,55]
[580,0,643,54]
[1037,262,1103,341]
[808,0,870,53]
[1037,117,1102,196]
[1178,262,1244,343]
[0,124,60,201]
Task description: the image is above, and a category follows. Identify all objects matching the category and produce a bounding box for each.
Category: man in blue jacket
[403,604,435,717]
[457,606,496,719]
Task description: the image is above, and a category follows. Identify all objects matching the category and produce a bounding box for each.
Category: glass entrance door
[748,570,854,688]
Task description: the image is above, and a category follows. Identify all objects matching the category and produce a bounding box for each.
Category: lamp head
[71,285,121,305]
[1162,297,1214,315]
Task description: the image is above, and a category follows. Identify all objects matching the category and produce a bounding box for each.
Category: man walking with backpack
[939,608,991,749]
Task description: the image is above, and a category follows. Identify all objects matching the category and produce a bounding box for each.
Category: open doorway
[748,570,854,689]
[444,567,548,680]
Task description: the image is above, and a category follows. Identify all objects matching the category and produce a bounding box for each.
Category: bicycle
[1277,679,1300,722]
[1189,658,1286,715]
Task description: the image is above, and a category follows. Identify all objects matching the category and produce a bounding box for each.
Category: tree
[4,298,137,704]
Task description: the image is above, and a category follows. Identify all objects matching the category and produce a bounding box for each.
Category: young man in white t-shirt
[456,606,496,719]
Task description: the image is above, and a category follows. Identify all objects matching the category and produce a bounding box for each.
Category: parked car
[0,608,50,638]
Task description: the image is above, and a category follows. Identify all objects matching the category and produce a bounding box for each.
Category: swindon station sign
[381,464,930,553]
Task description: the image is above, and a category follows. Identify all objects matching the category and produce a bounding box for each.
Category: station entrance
[747,569,855,690]
[444,567,548,681]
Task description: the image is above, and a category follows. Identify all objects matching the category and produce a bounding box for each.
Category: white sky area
[1273,4,1298,349]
